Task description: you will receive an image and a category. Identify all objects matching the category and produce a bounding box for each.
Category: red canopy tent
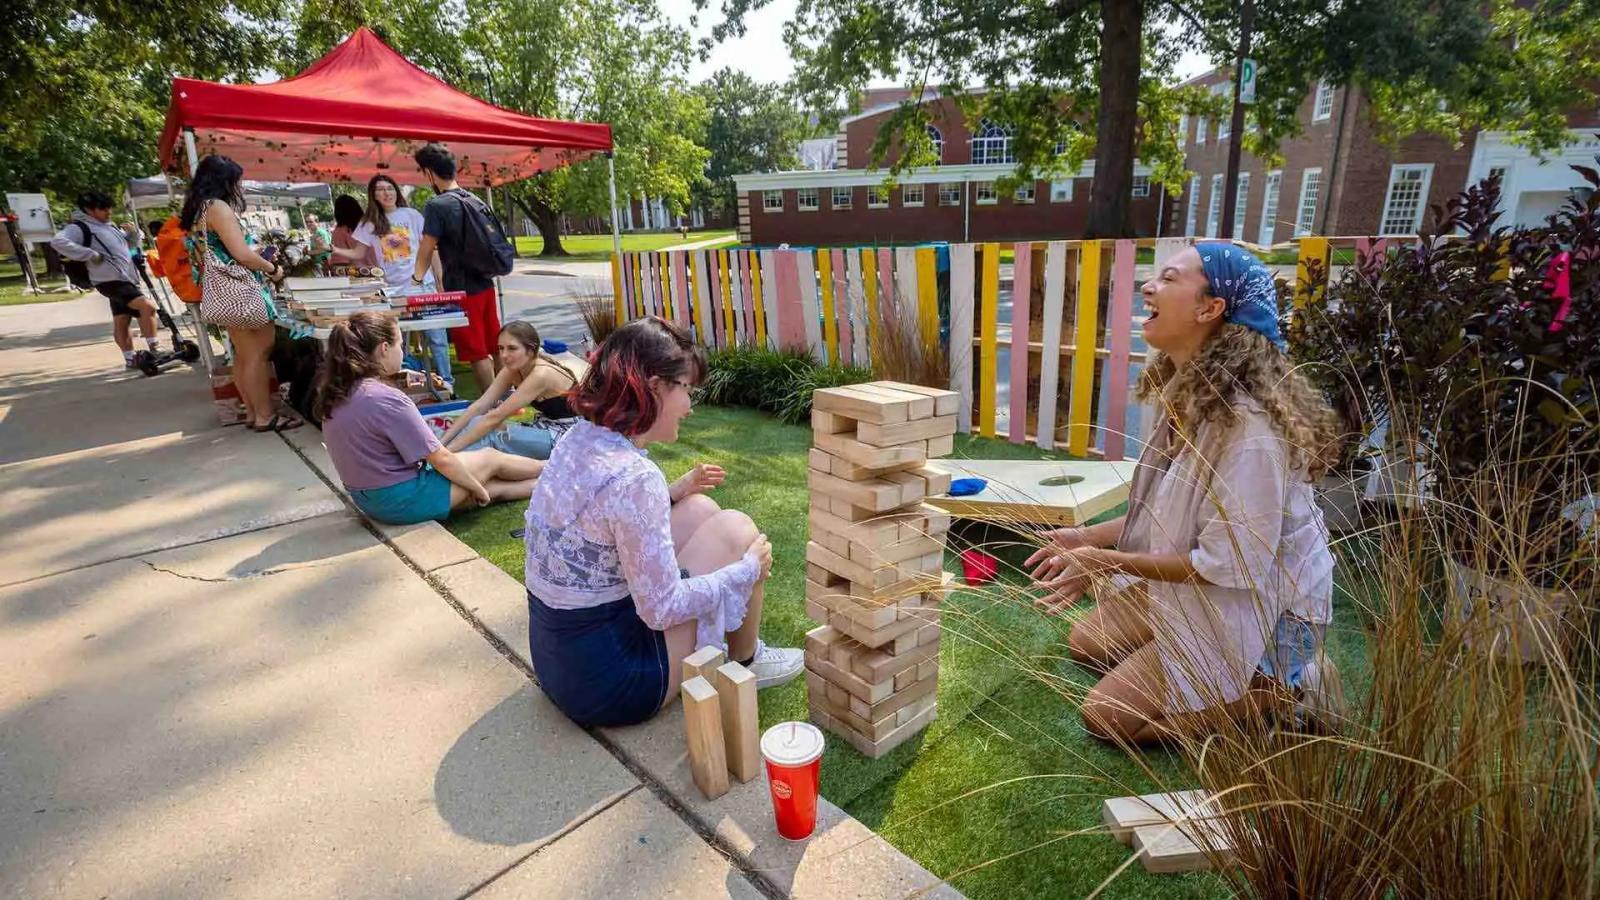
[155,27,613,187]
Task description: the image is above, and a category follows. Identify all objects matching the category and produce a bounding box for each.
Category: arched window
[971,119,1015,166]
[926,126,944,165]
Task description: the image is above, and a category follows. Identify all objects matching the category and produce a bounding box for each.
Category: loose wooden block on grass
[1102,789,1216,844]
[683,646,726,682]
[713,661,760,784]
[1131,818,1235,874]
[681,676,729,800]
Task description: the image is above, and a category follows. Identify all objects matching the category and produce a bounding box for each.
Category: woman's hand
[1030,547,1106,616]
[1024,527,1090,581]
[470,480,492,507]
[670,463,725,502]
[746,533,773,580]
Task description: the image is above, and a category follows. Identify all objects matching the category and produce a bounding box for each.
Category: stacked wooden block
[802,382,959,758]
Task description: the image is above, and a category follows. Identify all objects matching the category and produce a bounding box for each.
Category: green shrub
[702,346,873,424]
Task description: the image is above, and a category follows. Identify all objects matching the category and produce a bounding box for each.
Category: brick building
[736,80,1600,247]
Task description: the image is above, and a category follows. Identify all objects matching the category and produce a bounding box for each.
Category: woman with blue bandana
[1025,242,1344,745]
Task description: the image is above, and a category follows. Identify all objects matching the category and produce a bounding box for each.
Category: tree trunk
[1086,0,1143,238]
[513,194,568,257]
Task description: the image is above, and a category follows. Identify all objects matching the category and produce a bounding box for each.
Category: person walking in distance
[51,191,165,369]
[410,142,515,395]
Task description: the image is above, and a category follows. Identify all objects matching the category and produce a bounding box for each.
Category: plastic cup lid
[761,721,824,767]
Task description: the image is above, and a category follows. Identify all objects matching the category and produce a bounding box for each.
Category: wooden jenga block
[828,495,883,523]
[916,464,953,497]
[810,504,902,549]
[916,658,938,681]
[803,653,894,704]
[808,469,905,513]
[849,533,944,567]
[851,637,939,683]
[811,408,856,434]
[812,384,913,424]
[849,568,946,607]
[807,447,831,472]
[849,382,936,420]
[806,541,927,591]
[856,415,957,448]
[713,662,759,784]
[834,453,920,481]
[683,646,726,682]
[813,429,927,470]
[833,605,938,649]
[833,680,938,741]
[681,676,729,800]
[804,624,839,658]
[809,581,899,630]
[881,470,928,506]
[1132,817,1234,874]
[926,434,955,457]
[848,674,938,725]
[826,698,938,759]
[1102,790,1216,844]
[804,596,828,622]
[873,381,960,417]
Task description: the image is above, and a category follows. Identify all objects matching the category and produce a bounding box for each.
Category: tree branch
[1164,0,1235,62]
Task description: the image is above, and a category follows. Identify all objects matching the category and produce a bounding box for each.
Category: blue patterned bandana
[1195,242,1284,349]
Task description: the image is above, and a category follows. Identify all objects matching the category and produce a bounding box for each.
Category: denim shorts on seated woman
[349,465,453,525]
[527,590,671,728]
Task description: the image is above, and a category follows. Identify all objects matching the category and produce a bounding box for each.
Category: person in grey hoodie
[51,191,163,368]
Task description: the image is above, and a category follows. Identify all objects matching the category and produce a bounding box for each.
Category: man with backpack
[50,191,164,369]
[411,142,515,394]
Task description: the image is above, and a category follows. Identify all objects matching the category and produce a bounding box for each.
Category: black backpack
[62,222,100,290]
[449,191,515,278]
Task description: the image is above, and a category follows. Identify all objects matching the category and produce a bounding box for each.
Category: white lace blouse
[523,419,759,649]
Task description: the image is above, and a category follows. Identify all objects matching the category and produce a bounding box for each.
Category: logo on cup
[772,781,793,800]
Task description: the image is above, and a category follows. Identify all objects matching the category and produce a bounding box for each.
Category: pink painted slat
[1008,243,1033,444]
[643,252,658,318]
[1103,240,1138,461]
[705,250,724,349]
[774,250,806,352]
[673,252,689,328]
[740,250,756,345]
[877,248,895,320]
[831,248,852,366]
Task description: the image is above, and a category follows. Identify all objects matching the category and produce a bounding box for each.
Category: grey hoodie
[51,211,140,286]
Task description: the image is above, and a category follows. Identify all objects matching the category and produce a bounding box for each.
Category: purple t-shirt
[322,379,443,491]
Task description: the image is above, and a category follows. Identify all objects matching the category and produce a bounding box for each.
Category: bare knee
[1080,688,1142,744]
[670,493,722,545]
[705,509,758,554]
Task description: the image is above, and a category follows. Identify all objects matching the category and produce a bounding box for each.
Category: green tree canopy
[692,69,813,220]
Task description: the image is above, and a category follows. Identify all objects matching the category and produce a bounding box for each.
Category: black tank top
[529,358,577,419]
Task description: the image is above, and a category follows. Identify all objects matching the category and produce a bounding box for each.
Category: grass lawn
[513,230,735,261]
[0,258,77,306]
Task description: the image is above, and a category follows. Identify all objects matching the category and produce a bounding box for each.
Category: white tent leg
[182,128,223,376]
[607,153,622,261]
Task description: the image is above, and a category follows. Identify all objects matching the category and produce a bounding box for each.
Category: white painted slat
[759,249,779,350]
[844,249,868,366]
[796,250,824,363]
[948,243,976,434]
[1036,241,1067,450]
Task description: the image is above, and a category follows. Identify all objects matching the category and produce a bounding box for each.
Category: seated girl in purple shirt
[315,312,544,524]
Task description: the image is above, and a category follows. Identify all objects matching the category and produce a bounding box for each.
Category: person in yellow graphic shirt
[353,174,449,387]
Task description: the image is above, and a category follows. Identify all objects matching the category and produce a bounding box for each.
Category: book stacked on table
[281,277,391,328]
[391,290,467,323]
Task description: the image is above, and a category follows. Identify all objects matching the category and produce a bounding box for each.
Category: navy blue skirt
[527,589,670,728]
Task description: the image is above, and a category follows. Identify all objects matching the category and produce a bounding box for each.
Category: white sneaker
[745,639,804,689]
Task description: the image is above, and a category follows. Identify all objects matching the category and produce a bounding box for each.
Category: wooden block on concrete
[812,384,912,424]
[713,661,760,784]
[683,646,726,682]
[813,429,927,471]
[807,469,905,513]
[681,676,729,800]
[1102,789,1216,844]
[856,415,956,448]
[1132,818,1234,874]
[872,381,960,417]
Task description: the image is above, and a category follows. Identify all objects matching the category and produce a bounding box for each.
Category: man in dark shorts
[50,191,163,369]
[411,142,501,394]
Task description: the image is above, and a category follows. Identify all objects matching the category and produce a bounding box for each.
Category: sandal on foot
[252,414,304,433]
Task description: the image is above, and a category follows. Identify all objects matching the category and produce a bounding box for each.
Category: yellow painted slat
[1068,240,1102,456]
[719,249,734,344]
[632,253,646,319]
[1295,237,1330,309]
[979,243,1000,438]
[750,252,766,348]
[861,249,879,354]
[817,249,838,364]
[610,254,625,324]
[689,252,705,340]
[659,251,673,321]
[915,247,938,349]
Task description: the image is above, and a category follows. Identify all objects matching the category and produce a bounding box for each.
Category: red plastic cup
[960,548,999,585]
[761,722,825,841]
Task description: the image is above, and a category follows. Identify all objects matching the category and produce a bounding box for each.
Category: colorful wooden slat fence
[1035,242,1067,451]
[948,243,975,434]
[1008,242,1033,445]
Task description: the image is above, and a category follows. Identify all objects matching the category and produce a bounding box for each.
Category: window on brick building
[1051,180,1074,202]
[1215,85,1232,140]
[927,126,944,165]
[1206,174,1224,237]
[763,190,783,211]
[903,184,925,207]
[1131,175,1150,198]
[1179,114,1189,145]
[975,182,998,205]
[1014,183,1035,204]
[1313,81,1335,121]
[1379,164,1433,235]
[1259,170,1282,246]
[1231,172,1250,240]
[1185,176,1200,236]
[939,183,962,206]
[798,188,819,212]
[1295,168,1322,236]
[867,186,888,209]
[1196,116,1208,144]
[971,120,1016,166]
[831,186,852,210]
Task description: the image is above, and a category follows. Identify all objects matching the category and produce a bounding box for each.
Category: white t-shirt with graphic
[352,207,434,290]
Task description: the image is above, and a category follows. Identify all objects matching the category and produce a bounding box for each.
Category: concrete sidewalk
[0,295,956,899]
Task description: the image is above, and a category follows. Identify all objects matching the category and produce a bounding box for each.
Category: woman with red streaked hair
[522,317,803,727]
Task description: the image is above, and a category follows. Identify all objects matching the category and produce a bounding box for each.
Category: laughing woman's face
[1139,246,1223,354]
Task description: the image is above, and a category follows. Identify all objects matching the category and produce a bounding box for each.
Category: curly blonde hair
[1136,323,1343,480]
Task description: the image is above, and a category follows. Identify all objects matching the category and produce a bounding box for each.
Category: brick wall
[845,98,975,169]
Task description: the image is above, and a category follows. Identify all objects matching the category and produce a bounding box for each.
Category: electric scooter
[127,254,202,377]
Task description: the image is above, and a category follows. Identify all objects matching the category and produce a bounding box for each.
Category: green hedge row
[700,346,874,424]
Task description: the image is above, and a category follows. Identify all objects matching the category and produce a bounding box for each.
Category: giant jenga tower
[803,382,958,758]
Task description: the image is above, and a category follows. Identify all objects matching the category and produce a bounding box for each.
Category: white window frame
[1231,172,1250,240]
[763,190,783,212]
[1178,114,1189,146]
[1196,116,1208,144]
[1295,168,1322,237]
[938,183,962,206]
[902,184,925,207]
[1184,176,1200,236]
[1014,183,1036,204]
[1378,164,1434,236]
[1215,85,1232,140]
[926,126,944,166]
[797,187,819,212]
[975,182,998,205]
[1131,175,1150,198]
[970,120,1016,166]
[1050,180,1074,203]
[1206,174,1224,238]
[1313,81,1335,122]
[867,186,888,209]
[831,186,852,210]
[1259,170,1282,246]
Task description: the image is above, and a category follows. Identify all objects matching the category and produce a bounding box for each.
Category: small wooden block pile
[802,382,958,758]
[1102,789,1235,874]
[680,647,760,800]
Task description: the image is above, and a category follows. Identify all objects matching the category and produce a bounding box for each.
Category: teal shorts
[350,465,453,525]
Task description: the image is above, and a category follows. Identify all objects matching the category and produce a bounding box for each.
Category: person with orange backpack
[152,214,202,304]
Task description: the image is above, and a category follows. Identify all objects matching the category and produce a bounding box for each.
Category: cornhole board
[924,459,1139,527]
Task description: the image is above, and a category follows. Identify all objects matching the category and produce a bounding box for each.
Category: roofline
[837,86,990,126]
[732,160,1154,191]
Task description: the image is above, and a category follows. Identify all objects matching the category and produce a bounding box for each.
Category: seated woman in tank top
[438,321,591,460]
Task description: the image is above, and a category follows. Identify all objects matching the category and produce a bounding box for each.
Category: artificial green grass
[513,230,735,261]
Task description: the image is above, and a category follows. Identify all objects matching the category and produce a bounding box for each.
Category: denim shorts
[527,590,670,728]
[350,465,453,525]
[1257,613,1324,690]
